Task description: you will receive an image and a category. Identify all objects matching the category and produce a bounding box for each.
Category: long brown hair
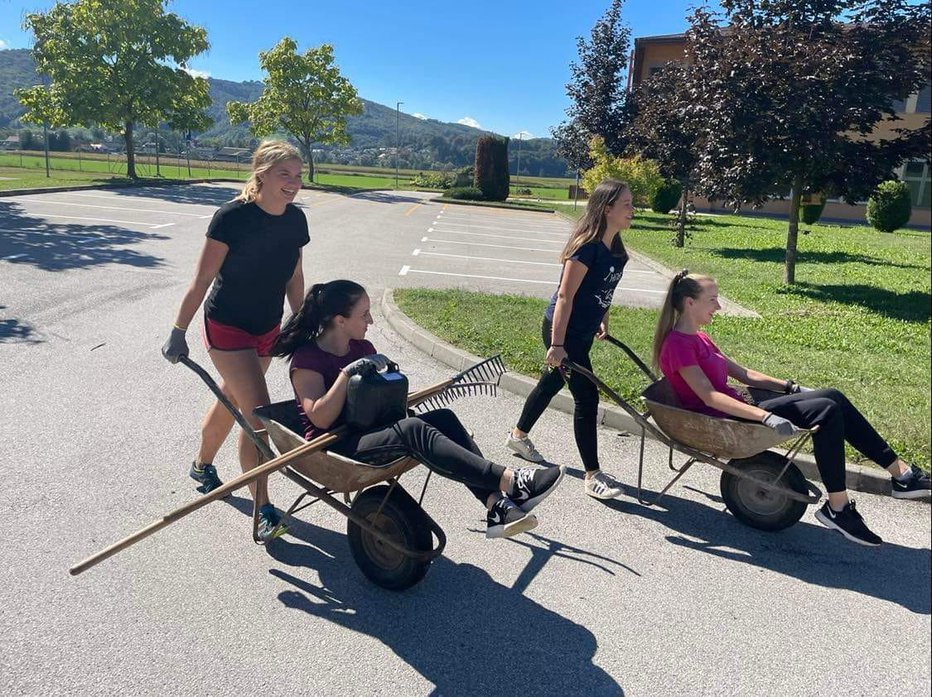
[234,140,303,203]
[561,178,630,262]
[652,269,716,371]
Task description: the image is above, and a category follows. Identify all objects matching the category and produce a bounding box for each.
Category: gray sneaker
[506,433,544,463]
[584,470,624,500]
[486,497,538,539]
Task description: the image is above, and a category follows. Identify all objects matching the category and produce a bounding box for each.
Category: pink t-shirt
[659,330,744,417]
[290,339,376,439]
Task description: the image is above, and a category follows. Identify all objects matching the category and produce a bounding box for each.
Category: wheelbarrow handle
[178,355,275,461]
[601,334,658,382]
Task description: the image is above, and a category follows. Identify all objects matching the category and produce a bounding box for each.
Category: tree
[686,0,931,283]
[555,0,632,159]
[581,136,663,207]
[474,135,510,201]
[629,61,702,246]
[550,118,593,173]
[15,0,211,179]
[227,38,363,182]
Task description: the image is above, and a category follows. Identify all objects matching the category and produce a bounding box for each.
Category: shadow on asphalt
[600,483,931,615]
[0,200,167,272]
[265,516,624,696]
[347,190,425,205]
[103,182,241,207]
[0,305,41,344]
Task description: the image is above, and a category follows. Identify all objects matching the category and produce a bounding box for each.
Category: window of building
[901,160,931,208]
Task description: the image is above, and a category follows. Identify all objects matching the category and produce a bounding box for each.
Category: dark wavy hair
[271,279,367,360]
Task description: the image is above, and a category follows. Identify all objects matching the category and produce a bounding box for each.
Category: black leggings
[757,388,897,493]
[332,409,505,504]
[516,318,601,472]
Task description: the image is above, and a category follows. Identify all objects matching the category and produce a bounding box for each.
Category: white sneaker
[506,433,544,463]
[585,470,624,500]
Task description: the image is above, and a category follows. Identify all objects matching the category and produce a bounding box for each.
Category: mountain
[0,48,570,176]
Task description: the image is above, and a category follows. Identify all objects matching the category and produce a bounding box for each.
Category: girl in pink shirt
[652,270,928,547]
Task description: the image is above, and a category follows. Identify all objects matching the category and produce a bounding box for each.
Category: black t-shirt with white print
[544,238,628,337]
[203,199,310,335]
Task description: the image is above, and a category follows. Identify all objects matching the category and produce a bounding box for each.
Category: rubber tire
[720,451,809,532]
[347,485,433,591]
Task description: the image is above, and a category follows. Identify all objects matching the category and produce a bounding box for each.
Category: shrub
[474,135,510,201]
[651,179,683,213]
[581,136,663,207]
[412,171,453,189]
[443,186,485,200]
[866,180,912,233]
[799,195,827,225]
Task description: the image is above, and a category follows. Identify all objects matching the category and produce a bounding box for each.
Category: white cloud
[511,130,535,140]
[412,112,428,120]
[457,116,482,129]
[0,40,9,50]
[183,67,210,79]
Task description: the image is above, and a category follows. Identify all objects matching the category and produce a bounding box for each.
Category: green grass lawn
[395,211,931,469]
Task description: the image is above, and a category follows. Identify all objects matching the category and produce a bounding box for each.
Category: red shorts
[202,318,280,357]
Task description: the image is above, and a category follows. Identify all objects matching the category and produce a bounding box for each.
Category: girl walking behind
[272,280,565,539]
[653,271,930,546]
[162,140,310,542]
[507,179,634,500]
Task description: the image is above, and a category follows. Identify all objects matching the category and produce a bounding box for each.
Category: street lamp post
[395,101,404,190]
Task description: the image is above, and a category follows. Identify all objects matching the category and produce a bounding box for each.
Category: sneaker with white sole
[510,465,566,512]
[891,465,931,500]
[814,500,882,546]
[584,470,624,500]
[256,503,288,543]
[486,497,538,539]
[506,434,544,463]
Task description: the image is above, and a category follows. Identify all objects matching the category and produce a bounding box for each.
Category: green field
[395,211,932,469]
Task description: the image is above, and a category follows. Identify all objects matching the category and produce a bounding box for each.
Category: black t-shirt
[544,238,628,336]
[203,199,310,334]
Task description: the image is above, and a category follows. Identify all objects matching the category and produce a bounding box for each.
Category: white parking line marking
[427,228,563,244]
[422,237,558,253]
[434,221,567,236]
[23,213,171,228]
[54,191,215,208]
[12,197,206,217]
[151,223,176,229]
[3,254,27,261]
[415,250,561,267]
[404,267,667,293]
[412,248,421,256]
[399,265,410,276]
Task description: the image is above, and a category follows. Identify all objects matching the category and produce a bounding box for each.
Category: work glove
[762,412,801,438]
[162,327,189,364]
[342,353,391,378]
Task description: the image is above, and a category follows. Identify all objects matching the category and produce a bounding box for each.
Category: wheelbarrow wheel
[348,484,433,591]
[720,451,809,532]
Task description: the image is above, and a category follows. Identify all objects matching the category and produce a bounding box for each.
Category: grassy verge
[395,211,931,469]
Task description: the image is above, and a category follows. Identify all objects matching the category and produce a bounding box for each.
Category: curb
[0,177,243,198]
[381,288,902,499]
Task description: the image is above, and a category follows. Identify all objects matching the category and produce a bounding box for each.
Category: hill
[0,48,569,176]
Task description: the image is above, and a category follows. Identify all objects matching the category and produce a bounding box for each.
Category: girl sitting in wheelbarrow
[653,271,930,547]
[271,280,565,539]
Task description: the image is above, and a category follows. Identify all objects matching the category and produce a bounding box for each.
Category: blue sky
[0,0,718,139]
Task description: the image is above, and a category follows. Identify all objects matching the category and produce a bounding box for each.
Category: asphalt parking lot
[1,183,929,696]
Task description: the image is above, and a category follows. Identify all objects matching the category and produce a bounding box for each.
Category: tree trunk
[125,121,136,179]
[299,139,314,184]
[785,175,803,285]
[675,185,689,248]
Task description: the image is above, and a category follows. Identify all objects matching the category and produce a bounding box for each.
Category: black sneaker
[891,466,931,500]
[189,461,223,494]
[814,500,882,547]
[486,497,538,539]
[510,465,566,512]
[256,503,288,543]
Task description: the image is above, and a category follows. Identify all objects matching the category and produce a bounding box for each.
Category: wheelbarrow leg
[637,427,696,506]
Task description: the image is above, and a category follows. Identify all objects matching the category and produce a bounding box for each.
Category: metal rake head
[413,381,500,413]
[451,354,506,386]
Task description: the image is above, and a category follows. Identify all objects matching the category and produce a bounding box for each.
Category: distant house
[1,135,20,150]
[629,32,931,227]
